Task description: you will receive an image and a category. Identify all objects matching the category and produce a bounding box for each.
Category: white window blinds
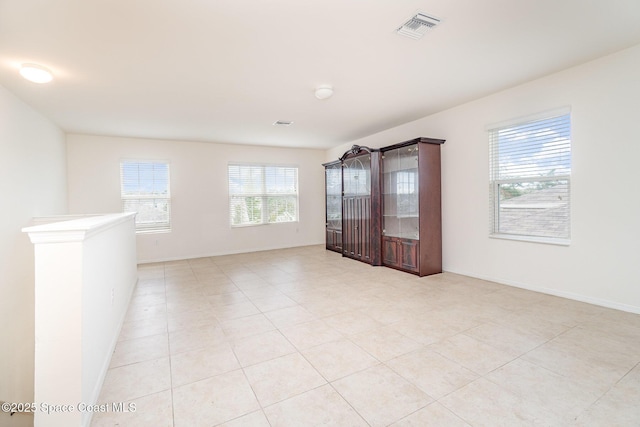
[120,161,171,233]
[228,164,298,226]
[489,113,571,243]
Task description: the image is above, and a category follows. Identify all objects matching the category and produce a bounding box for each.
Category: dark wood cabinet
[381,138,444,276]
[324,137,443,275]
[339,146,382,265]
[323,160,342,253]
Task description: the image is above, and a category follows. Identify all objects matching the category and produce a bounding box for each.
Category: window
[228,164,298,227]
[396,170,418,218]
[120,161,171,233]
[489,112,571,243]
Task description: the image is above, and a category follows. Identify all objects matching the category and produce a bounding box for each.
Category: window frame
[120,160,171,234]
[227,163,299,228]
[488,109,572,245]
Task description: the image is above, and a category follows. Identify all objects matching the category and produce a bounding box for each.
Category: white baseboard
[443,266,640,314]
[137,242,325,264]
[83,276,138,427]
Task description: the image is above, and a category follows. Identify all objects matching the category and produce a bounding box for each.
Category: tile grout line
[165,262,177,427]
[223,267,272,426]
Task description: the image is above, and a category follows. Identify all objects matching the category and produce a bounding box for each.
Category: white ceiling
[1,0,640,149]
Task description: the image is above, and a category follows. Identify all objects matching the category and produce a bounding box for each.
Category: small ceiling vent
[396,12,441,40]
[273,120,293,126]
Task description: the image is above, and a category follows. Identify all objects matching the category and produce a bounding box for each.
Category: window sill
[231,221,299,229]
[136,228,171,235]
[490,233,570,246]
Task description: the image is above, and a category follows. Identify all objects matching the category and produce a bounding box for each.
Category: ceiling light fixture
[20,63,54,83]
[315,85,333,100]
[273,120,293,126]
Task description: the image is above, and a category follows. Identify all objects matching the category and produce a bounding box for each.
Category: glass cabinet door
[342,154,372,260]
[382,144,419,239]
[325,163,342,230]
[343,154,371,197]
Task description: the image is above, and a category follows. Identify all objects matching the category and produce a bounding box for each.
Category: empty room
[1,1,640,426]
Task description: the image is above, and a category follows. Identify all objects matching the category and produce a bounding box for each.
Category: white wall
[0,84,67,426]
[66,134,326,263]
[327,44,640,313]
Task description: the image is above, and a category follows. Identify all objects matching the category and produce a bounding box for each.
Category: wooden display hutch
[381,137,444,276]
[324,137,444,276]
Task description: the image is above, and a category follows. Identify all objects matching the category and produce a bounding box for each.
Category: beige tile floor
[91,245,640,427]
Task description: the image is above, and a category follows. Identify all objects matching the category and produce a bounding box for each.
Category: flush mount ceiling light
[273,120,293,126]
[315,85,333,100]
[396,12,441,40]
[19,63,54,83]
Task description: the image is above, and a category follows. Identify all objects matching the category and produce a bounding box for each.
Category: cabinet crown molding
[339,145,380,161]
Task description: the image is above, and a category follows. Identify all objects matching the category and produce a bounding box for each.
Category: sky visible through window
[228,165,297,194]
[496,114,571,180]
[121,162,169,195]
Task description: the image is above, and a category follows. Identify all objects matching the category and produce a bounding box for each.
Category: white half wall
[327,44,640,313]
[66,134,326,263]
[23,213,138,427]
[0,84,67,427]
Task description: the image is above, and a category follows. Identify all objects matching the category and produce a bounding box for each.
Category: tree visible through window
[120,161,171,233]
[228,164,298,226]
[489,112,571,242]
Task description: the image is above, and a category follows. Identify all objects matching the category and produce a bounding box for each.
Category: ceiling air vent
[273,120,293,126]
[396,12,441,40]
